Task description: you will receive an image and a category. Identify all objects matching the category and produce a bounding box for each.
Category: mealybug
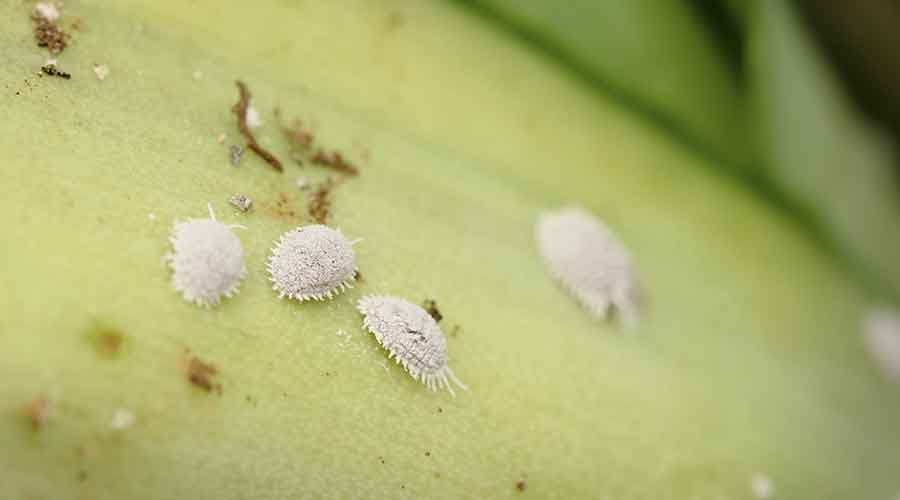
[267,225,358,301]
[166,204,247,307]
[863,308,900,382]
[357,295,467,396]
[535,207,640,327]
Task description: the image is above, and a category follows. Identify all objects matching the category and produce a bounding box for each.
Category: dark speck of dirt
[450,325,460,337]
[310,149,359,177]
[422,300,443,323]
[85,323,127,358]
[516,479,526,492]
[424,451,431,457]
[308,176,342,224]
[352,270,363,284]
[31,14,69,55]
[40,65,71,79]
[265,192,300,222]
[437,407,443,414]
[187,356,221,395]
[21,396,50,431]
[77,470,88,482]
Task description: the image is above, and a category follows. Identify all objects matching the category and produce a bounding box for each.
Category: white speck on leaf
[535,207,640,327]
[228,194,253,213]
[147,212,156,221]
[863,307,900,381]
[192,70,203,80]
[357,295,467,396]
[110,408,135,430]
[45,58,57,67]
[165,203,247,307]
[93,64,109,81]
[246,106,263,129]
[229,145,244,166]
[750,474,774,499]
[33,2,60,21]
[267,225,357,302]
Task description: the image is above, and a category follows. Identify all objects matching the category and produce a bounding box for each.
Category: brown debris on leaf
[423,299,443,323]
[229,194,253,213]
[308,176,342,224]
[275,107,314,165]
[187,356,222,394]
[231,81,283,172]
[274,107,360,176]
[311,149,359,177]
[264,192,300,222]
[22,395,51,431]
[41,64,70,79]
[515,479,526,492]
[85,324,126,358]
[31,7,69,55]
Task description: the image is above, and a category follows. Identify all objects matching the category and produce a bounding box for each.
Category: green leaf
[464,0,751,168]
[749,0,900,300]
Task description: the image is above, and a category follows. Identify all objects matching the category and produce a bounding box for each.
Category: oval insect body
[267,225,357,301]
[863,308,900,382]
[357,295,467,396]
[166,204,247,307]
[535,207,640,327]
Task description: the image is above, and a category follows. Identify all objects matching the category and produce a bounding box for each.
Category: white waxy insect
[862,307,900,382]
[535,206,640,327]
[357,295,467,396]
[110,408,136,430]
[750,473,775,499]
[246,106,263,129]
[267,225,357,301]
[93,64,110,81]
[33,2,60,21]
[165,203,247,307]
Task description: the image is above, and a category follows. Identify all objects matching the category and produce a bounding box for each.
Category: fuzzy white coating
[357,295,467,396]
[535,207,640,327]
[267,225,357,302]
[110,408,136,430]
[863,307,900,382]
[34,2,60,21]
[246,107,263,129]
[166,205,247,307]
[93,64,110,81]
[750,474,774,499]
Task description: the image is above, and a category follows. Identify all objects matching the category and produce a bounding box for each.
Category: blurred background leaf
[464,0,900,301]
